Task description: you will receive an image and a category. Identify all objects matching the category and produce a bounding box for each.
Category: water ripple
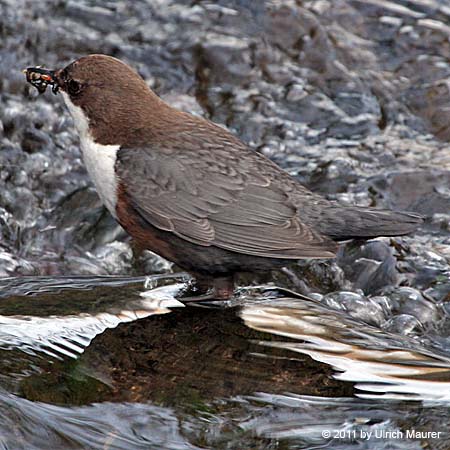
[242,297,450,401]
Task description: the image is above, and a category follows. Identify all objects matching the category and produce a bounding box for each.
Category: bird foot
[178,275,235,304]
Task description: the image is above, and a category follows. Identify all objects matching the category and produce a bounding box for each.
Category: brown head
[25,54,231,147]
[54,54,173,145]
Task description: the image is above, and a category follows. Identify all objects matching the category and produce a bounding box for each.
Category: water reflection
[0,277,448,448]
[15,287,351,406]
[241,299,450,401]
[0,276,186,392]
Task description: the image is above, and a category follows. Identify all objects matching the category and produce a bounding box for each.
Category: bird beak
[23,66,60,95]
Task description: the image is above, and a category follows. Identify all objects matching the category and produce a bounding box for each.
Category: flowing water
[0,0,450,448]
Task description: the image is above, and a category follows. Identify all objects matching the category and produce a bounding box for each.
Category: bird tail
[317,205,424,241]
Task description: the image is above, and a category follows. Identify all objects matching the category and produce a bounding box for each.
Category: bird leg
[179,275,235,303]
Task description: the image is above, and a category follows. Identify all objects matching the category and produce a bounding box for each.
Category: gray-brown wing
[115,141,337,259]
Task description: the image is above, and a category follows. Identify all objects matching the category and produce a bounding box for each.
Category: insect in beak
[23,67,59,95]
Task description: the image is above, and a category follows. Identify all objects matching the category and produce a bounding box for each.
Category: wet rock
[196,35,254,86]
[321,291,387,327]
[0,251,19,277]
[289,259,349,294]
[134,250,173,276]
[307,158,359,194]
[369,295,393,316]
[339,240,399,295]
[91,242,133,275]
[0,186,39,223]
[406,79,450,141]
[21,153,53,187]
[21,126,51,153]
[383,314,424,336]
[65,255,111,276]
[383,286,441,328]
[368,170,450,215]
[52,187,124,251]
[64,2,119,34]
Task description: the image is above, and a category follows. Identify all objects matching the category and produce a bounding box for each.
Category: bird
[24,55,423,301]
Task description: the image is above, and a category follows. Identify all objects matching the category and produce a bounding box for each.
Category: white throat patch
[61,92,119,217]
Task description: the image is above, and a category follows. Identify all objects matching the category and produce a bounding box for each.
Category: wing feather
[116,135,337,259]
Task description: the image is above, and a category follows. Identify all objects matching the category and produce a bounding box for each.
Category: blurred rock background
[0,0,448,304]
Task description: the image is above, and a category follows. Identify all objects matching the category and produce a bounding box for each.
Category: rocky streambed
[0,0,450,449]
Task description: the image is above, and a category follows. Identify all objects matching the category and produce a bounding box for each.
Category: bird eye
[60,69,69,81]
[67,79,82,96]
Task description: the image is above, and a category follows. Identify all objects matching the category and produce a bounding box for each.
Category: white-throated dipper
[24,55,422,300]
